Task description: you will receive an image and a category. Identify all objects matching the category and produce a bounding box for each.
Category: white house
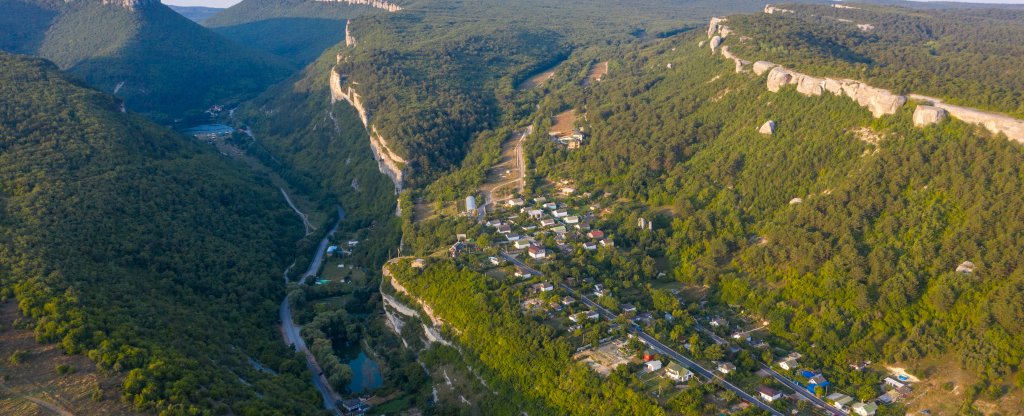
[539,283,554,292]
[527,209,544,219]
[553,209,569,218]
[665,363,693,381]
[717,362,736,374]
[757,386,782,402]
[644,360,662,372]
[528,245,546,259]
[540,219,557,227]
[777,358,798,371]
[489,256,502,266]
[514,240,532,250]
[563,215,580,224]
[583,242,597,251]
[542,202,557,210]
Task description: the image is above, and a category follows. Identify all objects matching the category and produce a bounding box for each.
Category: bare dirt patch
[891,357,1022,416]
[582,61,608,86]
[550,110,578,135]
[574,340,635,377]
[0,301,137,416]
[517,68,556,90]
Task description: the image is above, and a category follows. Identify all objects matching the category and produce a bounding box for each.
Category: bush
[8,350,28,365]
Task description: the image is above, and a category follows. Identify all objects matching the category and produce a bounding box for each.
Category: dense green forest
[387,260,666,415]
[0,52,326,414]
[204,0,381,65]
[234,43,401,267]
[0,0,292,120]
[334,0,791,187]
[523,26,1024,396]
[724,3,1024,117]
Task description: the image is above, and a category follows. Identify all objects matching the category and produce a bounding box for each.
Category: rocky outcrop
[708,17,726,38]
[752,61,778,76]
[764,4,794,14]
[759,120,776,135]
[706,16,1024,144]
[709,36,723,52]
[766,67,793,92]
[720,47,750,73]
[101,0,158,10]
[345,20,356,47]
[763,66,905,117]
[314,0,401,12]
[911,95,1024,143]
[795,74,825,96]
[331,67,405,191]
[913,105,948,127]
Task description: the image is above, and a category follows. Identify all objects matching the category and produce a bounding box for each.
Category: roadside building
[665,362,694,382]
[757,386,782,402]
[528,245,547,259]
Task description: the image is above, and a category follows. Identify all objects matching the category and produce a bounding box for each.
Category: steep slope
[328,0,815,189]
[235,44,401,264]
[204,0,388,65]
[519,9,1024,411]
[0,0,293,120]
[723,3,1024,117]
[0,52,324,414]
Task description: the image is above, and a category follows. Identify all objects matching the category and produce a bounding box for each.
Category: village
[414,173,927,415]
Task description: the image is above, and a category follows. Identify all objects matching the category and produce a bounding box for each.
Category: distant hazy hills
[167,4,224,22]
[203,0,383,65]
[0,0,293,119]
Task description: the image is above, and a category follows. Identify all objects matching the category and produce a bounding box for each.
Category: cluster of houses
[483,196,613,264]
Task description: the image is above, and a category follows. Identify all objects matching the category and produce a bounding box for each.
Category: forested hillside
[0,52,325,414]
[235,44,401,267]
[334,0,796,187]
[0,0,292,119]
[204,0,380,65]
[724,3,1024,117]
[524,19,1024,405]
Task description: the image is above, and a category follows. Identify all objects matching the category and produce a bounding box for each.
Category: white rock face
[710,36,723,52]
[314,0,401,12]
[720,46,749,73]
[345,20,356,47]
[753,61,778,76]
[708,17,727,38]
[789,197,803,205]
[766,67,793,92]
[765,5,794,14]
[759,120,776,135]
[913,105,948,127]
[795,74,824,96]
[330,67,404,191]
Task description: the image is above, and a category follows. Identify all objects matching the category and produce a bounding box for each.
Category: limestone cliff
[345,20,356,47]
[912,95,1024,143]
[313,0,402,12]
[330,67,405,191]
[99,0,158,10]
[705,15,1024,144]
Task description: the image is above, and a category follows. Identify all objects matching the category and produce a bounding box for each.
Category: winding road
[499,252,783,416]
[279,197,345,415]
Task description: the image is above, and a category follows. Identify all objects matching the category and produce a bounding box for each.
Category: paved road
[761,364,846,415]
[279,206,345,415]
[500,252,783,416]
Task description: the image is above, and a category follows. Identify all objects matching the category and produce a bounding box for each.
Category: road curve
[280,206,345,415]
